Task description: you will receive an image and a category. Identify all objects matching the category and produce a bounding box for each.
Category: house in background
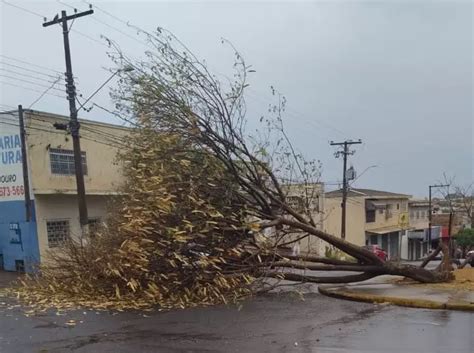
[259,182,325,255]
[0,109,127,271]
[324,188,411,260]
[406,199,442,260]
[432,212,468,246]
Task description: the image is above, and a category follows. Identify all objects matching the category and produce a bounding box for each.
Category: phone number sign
[0,112,25,202]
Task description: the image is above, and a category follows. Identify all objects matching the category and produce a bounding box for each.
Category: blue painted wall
[0,200,40,272]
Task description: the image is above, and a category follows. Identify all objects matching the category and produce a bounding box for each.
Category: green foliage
[455,228,474,248]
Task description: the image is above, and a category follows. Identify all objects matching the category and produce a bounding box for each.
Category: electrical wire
[0,114,125,149]
[0,81,66,99]
[70,29,107,47]
[59,0,147,47]
[83,0,127,26]
[29,77,63,109]
[0,103,17,109]
[0,61,60,79]
[0,67,63,87]
[19,110,132,148]
[2,0,104,53]
[1,0,45,19]
[0,74,65,92]
[82,1,350,142]
[0,54,62,75]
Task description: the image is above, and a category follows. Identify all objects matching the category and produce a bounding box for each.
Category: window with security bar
[46,219,70,248]
[49,148,88,175]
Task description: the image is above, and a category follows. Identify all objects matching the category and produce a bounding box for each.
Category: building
[257,182,325,256]
[0,109,127,271]
[405,199,442,260]
[283,182,325,255]
[432,213,467,240]
[323,188,411,260]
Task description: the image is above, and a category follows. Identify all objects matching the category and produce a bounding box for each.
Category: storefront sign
[0,112,25,202]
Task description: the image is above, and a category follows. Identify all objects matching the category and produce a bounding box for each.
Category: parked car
[362,245,388,261]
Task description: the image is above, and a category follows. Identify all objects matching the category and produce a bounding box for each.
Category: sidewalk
[319,281,474,311]
[0,271,21,288]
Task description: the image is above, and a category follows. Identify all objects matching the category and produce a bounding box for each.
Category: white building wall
[34,194,113,259]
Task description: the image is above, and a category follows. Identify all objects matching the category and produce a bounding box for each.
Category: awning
[371,201,388,209]
[407,231,425,240]
[366,225,414,234]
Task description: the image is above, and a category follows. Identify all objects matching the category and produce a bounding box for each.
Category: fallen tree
[106,29,452,285]
[16,29,452,311]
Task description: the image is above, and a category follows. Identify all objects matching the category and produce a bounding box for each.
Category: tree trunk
[459,253,474,269]
[420,245,442,268]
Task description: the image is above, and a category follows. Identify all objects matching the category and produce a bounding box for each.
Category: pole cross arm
[43,9,94,27]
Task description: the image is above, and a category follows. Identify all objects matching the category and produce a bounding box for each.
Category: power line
[77,3,344,140]
[0,119,68,136]
[0,54,62,75]
[0,103,17,109]
[0,73,65,92]
[0,67,63,86]
[0,113,125,149]
[70,28,107,47]
[83,0,127,26]
[0,81,66,99]
[0,61,60,79]
[91,102,138,127]
[1,0,46,19]
[58,0,146,46]
[29,77,63,109]
[2,0,102,54]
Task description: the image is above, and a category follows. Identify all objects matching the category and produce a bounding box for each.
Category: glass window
[49,148,87,175]
[366,210,376,223]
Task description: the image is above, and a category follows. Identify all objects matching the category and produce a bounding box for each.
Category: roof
[325,188,411,199]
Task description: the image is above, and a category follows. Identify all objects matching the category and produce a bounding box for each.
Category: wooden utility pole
[330,139,362,239]
[18,105,32,222]
[428,184,449,250]
[43,8,93,230]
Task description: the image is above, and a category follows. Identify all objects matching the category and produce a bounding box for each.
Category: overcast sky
[1,0,472,197]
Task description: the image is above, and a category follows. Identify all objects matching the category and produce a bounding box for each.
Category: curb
[318,286,474,312]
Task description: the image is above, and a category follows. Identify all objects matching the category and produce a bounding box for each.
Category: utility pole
[330,139,362,240]
[428,184,449,251]
[43,8,94,231]
[18,105,32,222]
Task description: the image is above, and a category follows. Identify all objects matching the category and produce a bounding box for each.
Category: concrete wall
[34,194,112,259]
[364,198,409,232]
[25,111,128,195]
[268,183,325,255]
[408,204,429,230]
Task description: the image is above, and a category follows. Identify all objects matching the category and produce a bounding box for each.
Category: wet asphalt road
[1,287,473,353]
